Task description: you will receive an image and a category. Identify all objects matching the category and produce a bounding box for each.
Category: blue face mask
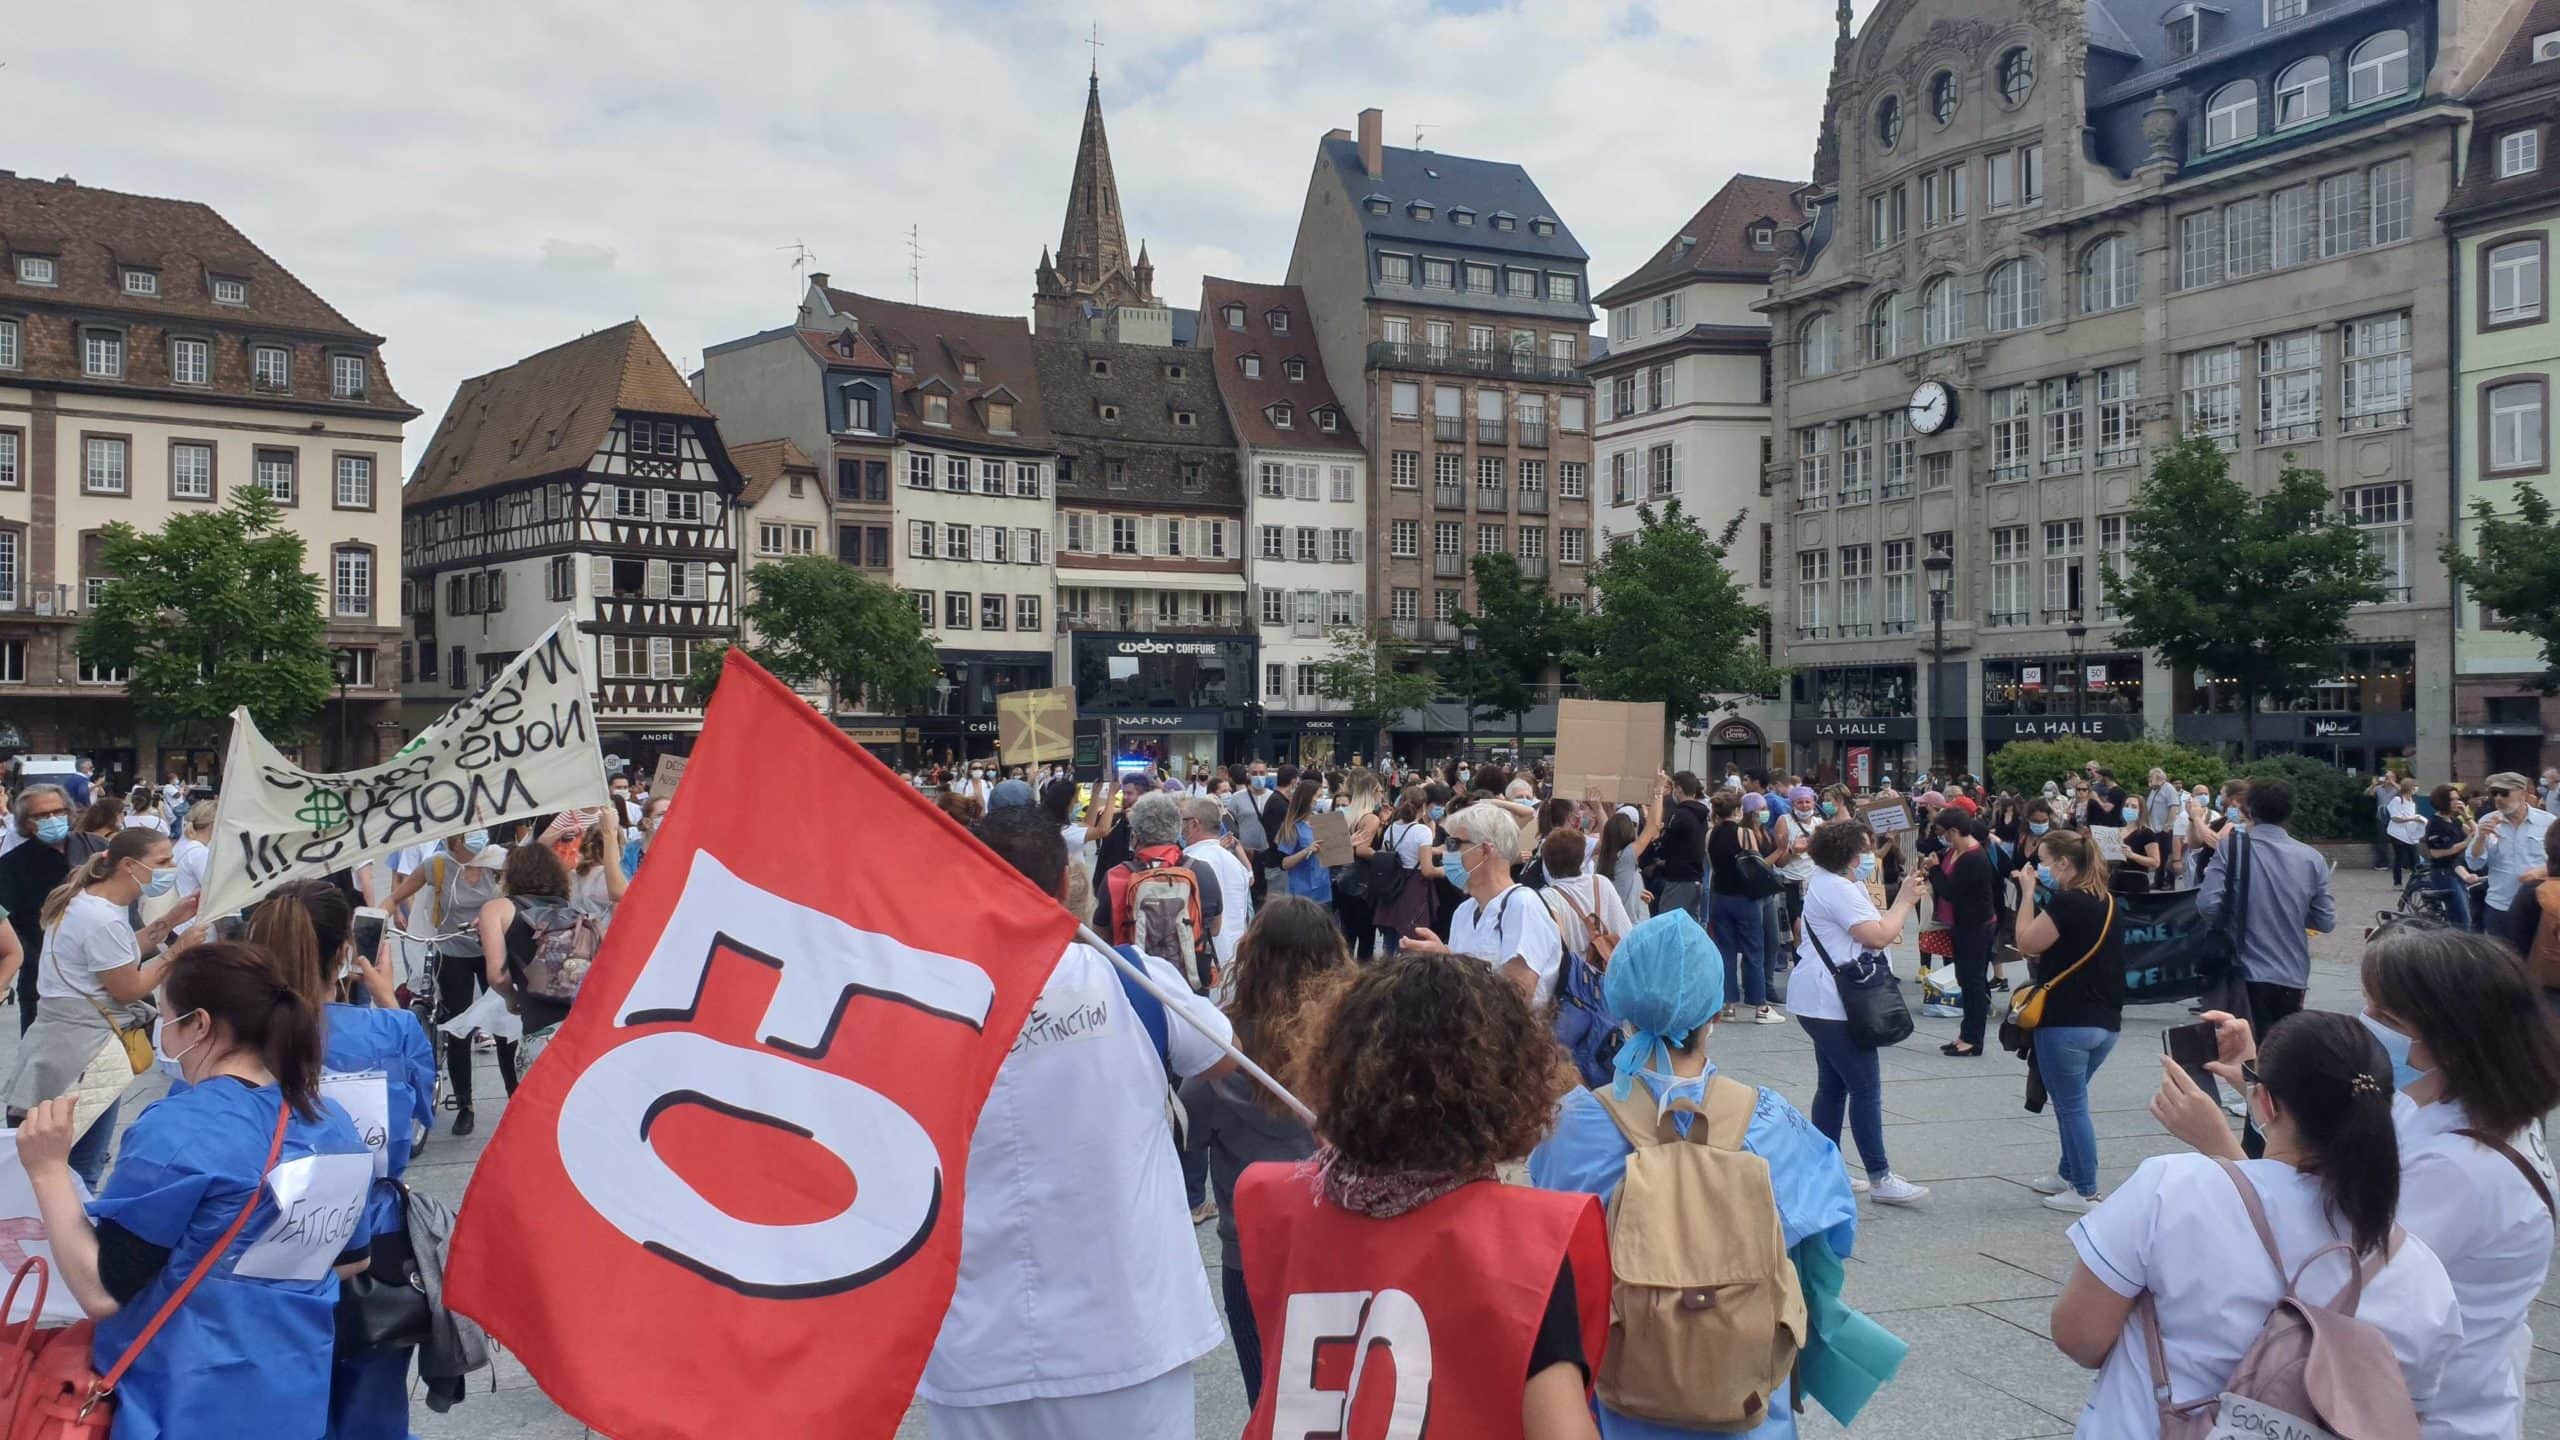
[2123,805,2140,825]
[2035,864,2058,891]
[33,816,69,845]
[2027,820,2050,836]
[2359,1013,2430,1091]
[140,866,177,899]
[1443,846,1471,890]
[1820,801,1840,818]
[1429,804,1446,821]
[1856,853,1878,881]
[463,829,490,853]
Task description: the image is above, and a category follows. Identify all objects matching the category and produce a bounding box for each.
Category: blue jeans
[1708,891,1768,1007]
[2034,1026,2118,1197]
[1222,1260,1264,1407]
[2426,869,2472,929]
[69,1097,119,1192]
[1798,1016,1889,1178]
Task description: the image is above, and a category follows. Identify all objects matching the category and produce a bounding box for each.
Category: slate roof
[728,437,817,508]
[2467,0,2560,103]
[1033,336,1245,510]
[2445,0,2560,221]
[1198,277,1362,455]
[1318,137,1590,263]
[406,320,709,503]
[1594,175,1809,306]
[812,286,1053,450]
[2084,0,2413,106]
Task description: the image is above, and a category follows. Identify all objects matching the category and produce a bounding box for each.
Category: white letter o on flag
[557,1029,943,1297]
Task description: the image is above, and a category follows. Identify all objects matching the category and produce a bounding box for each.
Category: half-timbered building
[400,320,742,772]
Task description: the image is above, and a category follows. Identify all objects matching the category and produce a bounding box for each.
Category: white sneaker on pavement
[1848,1172,1871,1195]
[1755,1005,1786,1024]
[2025,1173,2072,1195]
[2042,1190,2102,1215]
[1867,1173,1928,1206]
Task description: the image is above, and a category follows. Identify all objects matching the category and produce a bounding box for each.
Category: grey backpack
[2139,1159,2420,1440]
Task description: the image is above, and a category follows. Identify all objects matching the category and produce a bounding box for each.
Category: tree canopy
[2443,483,2560,693]
[1307,626,1439,724]
[687,556,939,713]
[1577,499,1782,761]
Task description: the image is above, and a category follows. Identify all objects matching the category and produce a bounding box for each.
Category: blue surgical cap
[1601,910,1726,1099]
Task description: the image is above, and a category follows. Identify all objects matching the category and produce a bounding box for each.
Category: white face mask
[152,1009,206,1083]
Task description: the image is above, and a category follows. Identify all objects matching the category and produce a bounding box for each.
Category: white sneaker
[1919,1002,1962,1019]
[2042,1190,2101,1215]
[1867,1173,1929,1206]
[1754,1005,1786,1025]
[1848,1171,1871,1194]
[2025,1173,2072,1196]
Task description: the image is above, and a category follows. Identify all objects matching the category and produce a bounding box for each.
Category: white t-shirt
[1788,869,1879,1023]
[2391,1097,2556,1440]
[921,941,1230,1407]
[1449,885,1563,1004]
[171,836,211,899]
[2387,794,2425,845]
[1539,872,1632,964]
[1183,839,1253,967]
[2067,1154,2461,1438]
[121,812,168,835]
[568,867,615,912]
[1387,820,1430,871]
[1775,814,1821,882]
[38,892,139,1003]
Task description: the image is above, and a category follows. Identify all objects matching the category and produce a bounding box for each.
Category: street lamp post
[331,648,353,769]
[2066,612,2089,732]
[1460,624,1480,763]
[1923,553,1953,775]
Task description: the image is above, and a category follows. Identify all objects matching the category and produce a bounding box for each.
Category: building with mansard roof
[400,320,742,776]
[1762,0,2485,785]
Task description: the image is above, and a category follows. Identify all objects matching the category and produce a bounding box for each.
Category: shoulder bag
[2456,1128,2558,1219]
[1804,909,1912,1050]
[3,1103,288,1439]
[1998,893,2114,1055]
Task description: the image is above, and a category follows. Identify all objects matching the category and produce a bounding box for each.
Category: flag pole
[1077,922,1318,1128]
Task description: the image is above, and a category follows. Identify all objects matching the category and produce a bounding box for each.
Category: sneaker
[1867,1173,1929,1206]
[1987,977,2011,993]
[2042,1190,2102,1215]
[1848,1173,1872,1195]
[451,1107,476,1138]
[1754,1005,1786,1025]
[1920,1002,1962,1018]
[2025,1172,2072,1196]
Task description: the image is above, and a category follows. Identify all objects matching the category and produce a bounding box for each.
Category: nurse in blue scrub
[16,942,376,1440]
[248,881,436,1440]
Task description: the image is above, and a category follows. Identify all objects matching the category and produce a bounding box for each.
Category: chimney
[1357,108,1383,179]
[808,271,830,291]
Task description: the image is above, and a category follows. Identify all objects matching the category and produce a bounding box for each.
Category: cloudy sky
[4,0,1852,459]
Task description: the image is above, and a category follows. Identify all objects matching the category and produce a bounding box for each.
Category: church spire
[1056,73,1134,292]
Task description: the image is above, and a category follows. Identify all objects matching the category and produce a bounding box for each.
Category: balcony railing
[1475,487,1506,513]
[1879,478,1914,500]
[1433,553,1466,578]
[1434,484,1466,511]
[1518,556,1549,580]
[2342,408,2410,435]
[1518,422,1548,448]
[1390,619,1419,640]
[1476,419,1508,445]
[1881,619,1916,635]
[2042,607,2083,624]
[1986,610,2031,628]
[1838,486,1874,507]
[1516,489,1549,515]
[1291,621,1322,638]
[1368,340,1586,384]
[1990,462,2032,484]
[2258,419,2320,446]
[2042,453,2085,476]
[1797,492,1830,512]
[2094,446,2143,471]
[1434,416,1464,442]
[1425,620,1460,643]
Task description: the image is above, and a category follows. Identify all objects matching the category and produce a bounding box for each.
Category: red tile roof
[728,437,817,508]
[796,325,896,372]
[1198,277,1362,454]
[405,320,711,503]
[811,286,1053,449]
[1592,175,1809,307]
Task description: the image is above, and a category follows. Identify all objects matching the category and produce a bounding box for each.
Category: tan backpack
[1593,1076,1807,1430]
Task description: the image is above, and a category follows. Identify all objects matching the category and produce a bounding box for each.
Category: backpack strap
[2456,1128,2558,1219]
[2213,1157,2289,1284]
[1593,1074,1756,1152]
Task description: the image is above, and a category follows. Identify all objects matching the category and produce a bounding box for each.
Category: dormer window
[1316,409,1339,432]
[2266,0,2307,23]
[15,256,54,287]
[1493,213,1518,232]
[1099,403,1121,422]
[121,269,158,297]
[1222,304,1246,329]
[211,276,246,305]
[1174,409,1197,427]
[988,400,1014,433]
[1452,207,1476,226]
[962,359,980,381]
[2166,11,2201,57]
[1182,462,1203,491]
[1272,403,1294,429]
[1267,309,1290,334]
[1241,354,1262,379]
[1379,253,1413,285]
[1166,363,1187,381]
[1530,217,1557,236]
[1749,224,1776,249]
[1284,358,1306,382]
[1421,258,1455,289]
[1089,356,1112,377]
[894,348,914,371]
[922,393,950,425]
[1408,201,1433,221]
[1364,194,1392,215]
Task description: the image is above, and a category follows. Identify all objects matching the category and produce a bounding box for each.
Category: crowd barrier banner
[443,651,1073,1440]
[197,615,607,921]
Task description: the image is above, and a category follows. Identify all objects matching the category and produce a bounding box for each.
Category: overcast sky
[4,1,1851,463]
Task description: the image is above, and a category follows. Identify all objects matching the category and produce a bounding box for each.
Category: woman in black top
[2421,783,2474,929]
[1929,810,2001,1057]
[2010,830,2124,1211]
[2113,819,2167,893]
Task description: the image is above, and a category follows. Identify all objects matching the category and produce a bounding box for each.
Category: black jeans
[2238,980,2306,1159]
[433,949,518,1109]
[1336,891,1377,963]
[1223,1261,1264,1407]
[1954,920,1998,1050]
[2389,838,2419,885]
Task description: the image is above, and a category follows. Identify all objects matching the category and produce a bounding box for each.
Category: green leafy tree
[686,556,939,714]
[1458,553,1577,756]
[1308,626,1439,726]
[2443,484,2560,693]
[1577,499,1784,763]
[2111,437,2384,758]
[79,487,334,739]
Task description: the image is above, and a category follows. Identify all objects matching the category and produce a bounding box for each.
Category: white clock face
[1907,381,1953,435]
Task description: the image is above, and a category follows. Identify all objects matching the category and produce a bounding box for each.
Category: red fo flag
[443,653,1075,1439]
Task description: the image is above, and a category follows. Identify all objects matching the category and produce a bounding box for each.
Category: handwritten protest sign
[1555,699,1665,804]
[1312,810,1355,867]
[997,687,1076,765]
[1861,798,1913,835]
[198,616,608,921]
[651,754,689,801]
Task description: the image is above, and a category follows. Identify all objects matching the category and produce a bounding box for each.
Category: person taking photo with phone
[2008,831,2124,1214]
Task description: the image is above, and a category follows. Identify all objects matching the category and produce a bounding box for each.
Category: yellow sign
[997,687,1077,764]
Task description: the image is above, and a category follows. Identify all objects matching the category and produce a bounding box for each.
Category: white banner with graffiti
[196,616,609,922]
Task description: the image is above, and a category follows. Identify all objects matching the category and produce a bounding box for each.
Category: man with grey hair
[0,784,101,1029]
[1095,789,1223,986]
[1176,795,1251,973]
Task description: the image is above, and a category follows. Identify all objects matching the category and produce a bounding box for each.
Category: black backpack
[1361,818,1414,906]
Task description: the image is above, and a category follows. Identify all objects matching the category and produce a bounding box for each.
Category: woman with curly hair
[1233,950,1609,1439]
[1179,898,1348,1407]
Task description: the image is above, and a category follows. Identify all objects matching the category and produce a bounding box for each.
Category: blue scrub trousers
[328,1346,414,1439]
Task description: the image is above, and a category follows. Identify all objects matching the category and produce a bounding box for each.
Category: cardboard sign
[651,753,690,800]
[1861,799,1914,835]
[1554,699,1665,805]
[1312,810,1356,867]
[997,687,1077,765]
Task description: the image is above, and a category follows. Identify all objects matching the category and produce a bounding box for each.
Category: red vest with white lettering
[1236,1164,1610,1440]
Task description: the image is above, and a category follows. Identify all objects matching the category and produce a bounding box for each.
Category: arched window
[1998,46,2036,106]
[1930,71,1959,124]
[1867,292,1902,360]
[2275,57,2330,128]
[1987,258,2044,332]
[2348,31,2409,105]
[1876,95,1903,150]
[2205,80,2258,150]
[1922,277,1962,347]
[2080,236,2139,313]
[1798,313,1839,376]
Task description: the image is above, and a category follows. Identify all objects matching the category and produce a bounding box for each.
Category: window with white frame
[333,548,372,618]
[908,454,933,489]
[1389,519,1419,558]
[1561,528,1587,564]
[1922,452,1953,491]
[256,450,296,503]
[1990,526,2031,624]
[171,442,213,501]
[252,344,289,389]
[0,431,18,490]
[613,486,650,519]
[331,354,366,399]
[1559,461,1587,499]
[1990,386,2033,476]
[0,318,15,370]
[660,490,702,522]
[1435,453,1462,488]
[2275,57,2330,128]
[2342,483,2410,598]
[1837,544,1873,631]
[0,530,16,608]
[979,459,1005,496]
[1646,444,1677,498]
[334,455,373,508]
[212,277,246,305]
[84,436,127,494]
[2341,313,2411,430]
[2180,211,2224,289]
[1988,258,2042,331]
[1476,523,1504,555]
[1389,451,1418,488]
[1883,540,1915,631]
[2207,81,2259,150]
[943,522,970,561]
[83,330,123,379]
[1882,418,1915,498]
[2080,236,2138,313]
[1867,186,1905,249]
[1796,426,1832,508]
[2486,380,2546,473]
[2488,238,2545,324]
[2224,195,2268,278]
[2271,184,2315,267]
[2097,514,2134,619]
[2096,364,2141,462]
[2258,331,2323,442]
[2346,31,2408,106]
[2317,170,2367,258]
[1838,419,1872,503]
[2042,521,2084,618]
[15,256,54,286]
[2043,375,2084,468]
[2182,347,2242,440]
[2502,129,2543,178]
[1922,276,1961,346]
[1506,268,1537,298]
[1797,312,1838,376]
[1868,291,1902,360]
[1795,550,1830,634]
[2368,158,2412,244]
[759,522,787,556]
[170,336,208,385]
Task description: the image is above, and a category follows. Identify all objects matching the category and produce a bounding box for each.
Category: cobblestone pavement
[47,865,2555,1438]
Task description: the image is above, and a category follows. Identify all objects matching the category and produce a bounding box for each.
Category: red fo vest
[1236,1164,1610,1440]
